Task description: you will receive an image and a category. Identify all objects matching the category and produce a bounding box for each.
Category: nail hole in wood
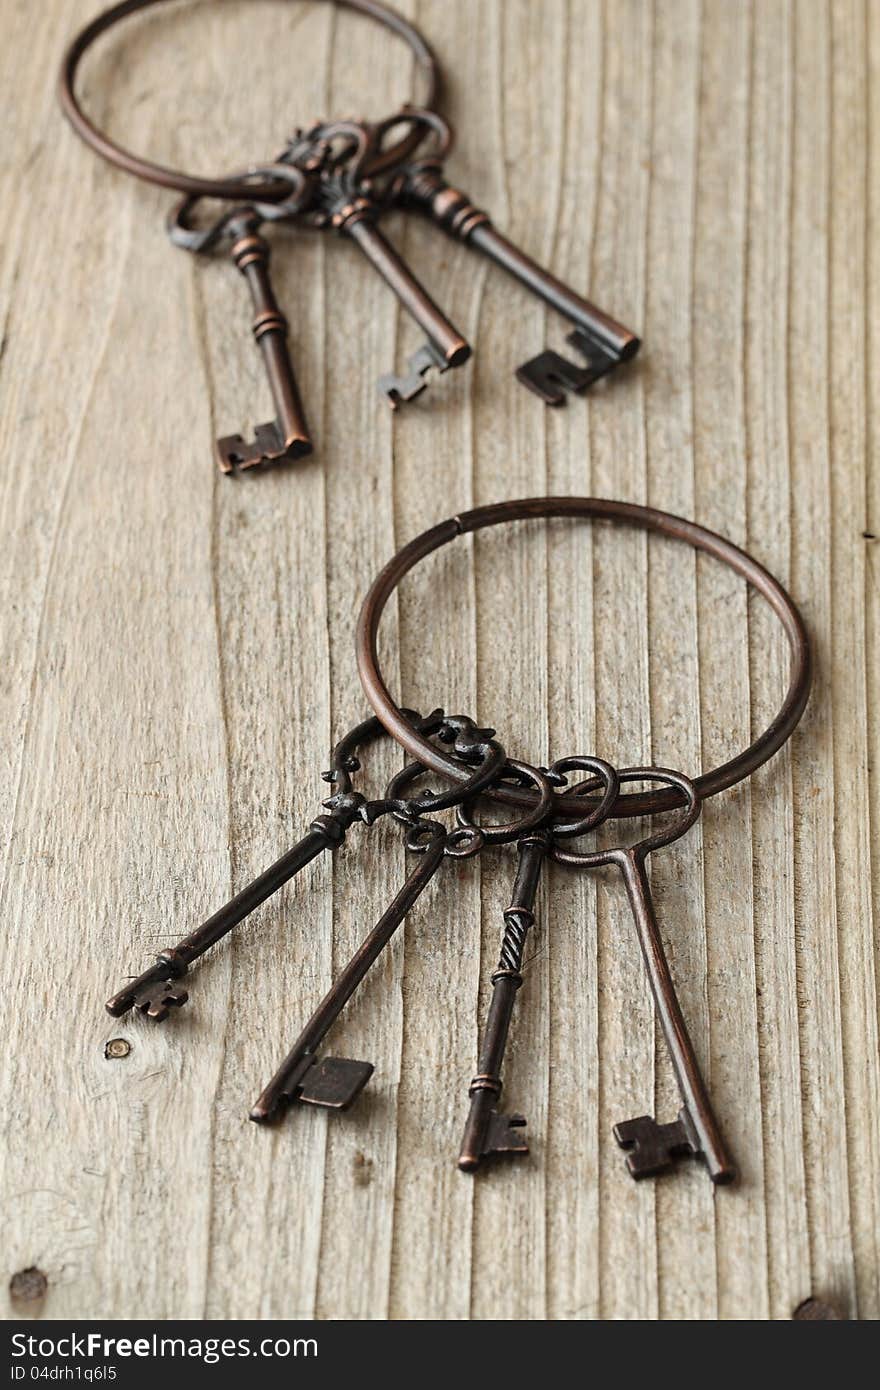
[9,1267,48,1307]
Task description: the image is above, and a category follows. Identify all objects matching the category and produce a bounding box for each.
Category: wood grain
[0,0,877,1321]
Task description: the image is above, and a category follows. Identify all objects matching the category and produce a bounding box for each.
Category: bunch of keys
[168,106,640,472]
[106,709,735,1185]
[105,495,811,1188]
[59,0,639,475]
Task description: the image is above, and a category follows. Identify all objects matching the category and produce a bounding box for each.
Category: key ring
[58,0,439,199]
[356,496,813,820]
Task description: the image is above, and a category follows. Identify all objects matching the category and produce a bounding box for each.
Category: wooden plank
[692,0,769,1321]
[0,0,231,1318]
[543,0,606,1323]
[465,0,557,1323]
[384,0,486,1324]
[827,0,880,1321]
[195,2,335,1325]
[743,0,811,1321]
[641,0,716,1323]
[311,1,414,1322]
[787,0,857,1317]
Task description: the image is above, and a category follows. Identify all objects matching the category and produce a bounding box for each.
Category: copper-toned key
[395,111,640,401]
[168,166,312,473]
[281,122,471,406]
[553,766,736,1185]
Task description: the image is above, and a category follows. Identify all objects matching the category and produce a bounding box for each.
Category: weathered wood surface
[0,0,877,1321]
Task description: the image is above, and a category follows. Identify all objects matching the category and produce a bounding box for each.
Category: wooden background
[1,0,877,1321]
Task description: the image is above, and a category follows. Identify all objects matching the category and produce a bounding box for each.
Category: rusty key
[168,165,312,473]
[105,809,345,1022]
[249,738,495,1122]
[456,756,619,1171]
[553,766,736,1185]
[214,211,312,472]
[342,206,471,407]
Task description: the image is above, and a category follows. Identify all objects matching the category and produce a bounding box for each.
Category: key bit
[106,959,178,1019]
[298,1056,374,1108]
[614,1110,699,1180]
[484,1111,528,1155]
[217,418,311,475]
[459,1089,528,1172]
[132,978,189,1022]
[516,330,622,405]
[252,1053,374,1121]
[378,342,451,407]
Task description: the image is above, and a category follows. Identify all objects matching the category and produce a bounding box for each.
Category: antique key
[252,736,500,1128]
[168,165,312,473]
[105,711,448,1021]
[281,122,471,406]
[457,756,619,1170]
[553,766,736,1184]
[394,110,640,403]
[457,826,547,1170]
[250,735,506,1121]
[251,820,461,1119]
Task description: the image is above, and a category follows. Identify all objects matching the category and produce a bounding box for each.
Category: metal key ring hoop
[355,496,813,821]
[58,0,440,200]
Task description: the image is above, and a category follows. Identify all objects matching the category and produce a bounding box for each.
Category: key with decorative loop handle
[248,735,505,1121]
[104,710,448,1022]
[552,766,736,1185]
[169,164,313,472]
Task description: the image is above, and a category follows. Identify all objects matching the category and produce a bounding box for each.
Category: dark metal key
[458,828,549,1170]
[457,754,619,1170]
[105,811,346,1022]
[214,210,312,472]
[105,785,367,1022]
[168,167,312,473]
[328,198,471,407]
[281,122,471,406]
[553,766,736,1185]
[250,822,452,1121]
[104,712,442,1021]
